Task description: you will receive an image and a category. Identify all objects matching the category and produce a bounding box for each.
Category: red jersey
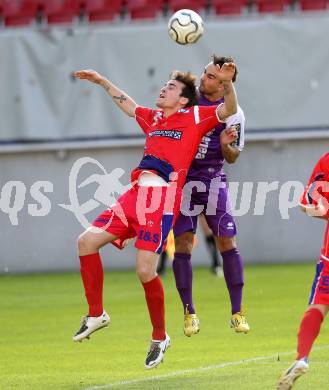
[132,105,223,188]
[300,153,329,261]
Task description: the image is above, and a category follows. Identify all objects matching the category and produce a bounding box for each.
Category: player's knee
[309,304,329,317]
[136,265,155,283]
[216,236,236,253]
[77,232,97,255]
[175,233,194,254]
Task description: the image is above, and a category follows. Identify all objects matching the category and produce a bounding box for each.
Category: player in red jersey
[278,153,329,389]
[72,64,238,369]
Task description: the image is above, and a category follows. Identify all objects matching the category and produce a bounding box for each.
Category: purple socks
[173,248,244,316]
[221,248,244,314]
[172,252,195,314]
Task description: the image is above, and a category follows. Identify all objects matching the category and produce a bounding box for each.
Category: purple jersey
[174,93,245,237]
[187,92,226,182]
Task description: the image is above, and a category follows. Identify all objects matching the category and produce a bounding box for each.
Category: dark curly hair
[170,70,199,107]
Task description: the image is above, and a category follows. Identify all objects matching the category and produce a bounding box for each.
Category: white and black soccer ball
[168,9,204,45]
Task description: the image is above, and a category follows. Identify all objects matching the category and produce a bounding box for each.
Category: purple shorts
[173,179,237,238]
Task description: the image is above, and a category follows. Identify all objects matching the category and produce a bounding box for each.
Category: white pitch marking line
[84,344,329,390]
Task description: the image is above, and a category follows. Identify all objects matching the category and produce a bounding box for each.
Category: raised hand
[215,62,236,82]
[74,69,104,85]
[74,69,137,117]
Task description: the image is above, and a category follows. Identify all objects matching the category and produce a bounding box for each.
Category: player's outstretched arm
[214,63,237,121]
[74,69,137,117]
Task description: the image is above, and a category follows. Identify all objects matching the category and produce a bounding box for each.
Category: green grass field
[1,263,328,389]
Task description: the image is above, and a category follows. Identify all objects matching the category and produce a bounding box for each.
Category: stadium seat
[167,0,207,13]
[42,0,81,24]
[85,0,122,22]
[126,0,164,20]
[0,1,3,24]
[255,0,292,13]
[299,0,328,11]
[212,0,249,15]
[2,0,38,27]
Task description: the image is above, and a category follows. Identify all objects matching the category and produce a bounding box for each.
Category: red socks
[79,253,104,317]
[142,276,166,340]
[297,308,324,359]
[79,254,165,339]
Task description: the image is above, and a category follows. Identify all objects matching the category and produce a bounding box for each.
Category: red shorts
[92,184,181,254]
[309,259,329,305]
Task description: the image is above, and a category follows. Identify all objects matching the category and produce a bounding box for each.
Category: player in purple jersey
[172,55,250,336]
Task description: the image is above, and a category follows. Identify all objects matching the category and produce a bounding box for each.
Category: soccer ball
[168,9,204,45]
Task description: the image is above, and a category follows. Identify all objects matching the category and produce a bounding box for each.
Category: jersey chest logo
[149,130,182,140]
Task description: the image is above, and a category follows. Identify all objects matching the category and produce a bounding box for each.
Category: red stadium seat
[85,0,121,22]
[300,0,328,11]
[126,0,164,20]
[2,0,38,27]
[212,0,248,15]
[167,0,207,13]
[42,0,81,24]
[255,0,292,13]
[0,1,4,23]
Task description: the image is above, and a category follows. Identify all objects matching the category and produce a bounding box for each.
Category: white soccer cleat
[73,311,110,342]
[277,358,309,390]
[145,333,171,369]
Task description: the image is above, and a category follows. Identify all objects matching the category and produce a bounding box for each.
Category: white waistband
[138,171,169,187]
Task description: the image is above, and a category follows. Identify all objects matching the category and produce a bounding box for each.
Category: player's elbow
[225,155,238,164]
[224,151,240,164]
